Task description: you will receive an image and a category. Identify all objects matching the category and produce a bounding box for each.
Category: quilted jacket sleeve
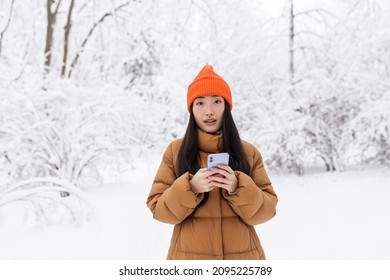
[222,145,277,226]
[146,142,204,225]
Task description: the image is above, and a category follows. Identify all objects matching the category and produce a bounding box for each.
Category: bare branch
[0,0,16,57]
[295,8,338,20]
[194,0,218,36]
[67,2,130,78]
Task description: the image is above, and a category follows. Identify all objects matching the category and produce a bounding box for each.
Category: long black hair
[176,99,250,207]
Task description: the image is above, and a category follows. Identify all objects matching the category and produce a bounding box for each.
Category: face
[192,95,225,133]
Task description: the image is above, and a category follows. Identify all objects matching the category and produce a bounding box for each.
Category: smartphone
[207,153,229,170]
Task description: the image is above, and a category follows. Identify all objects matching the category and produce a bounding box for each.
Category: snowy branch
[0,0,15,57]
[67,2,130,78]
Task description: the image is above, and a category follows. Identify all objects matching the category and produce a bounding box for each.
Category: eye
[214,99,223,104]
[195,101,204,106]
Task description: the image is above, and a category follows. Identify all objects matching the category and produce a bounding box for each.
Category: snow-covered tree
[1,0,390,226]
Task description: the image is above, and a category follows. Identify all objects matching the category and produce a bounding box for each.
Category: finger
[210,167,230,178]
[211,182,228,190]
[199,168,217,177]
[204,171,218,179]
[202,183,214,192]
[205,177,218,187]
[198,170,215,180]
[202,178,214,186]
[209,175,228,184]
[217,164,233,173]
[198,168,209,173]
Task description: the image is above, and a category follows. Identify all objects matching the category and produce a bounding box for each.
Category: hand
[189,168,217,194]
[209,165,238,193]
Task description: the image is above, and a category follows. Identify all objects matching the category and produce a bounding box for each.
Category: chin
[201,125,220,134]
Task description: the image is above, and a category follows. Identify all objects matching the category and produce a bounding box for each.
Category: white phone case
[207,153,229,170]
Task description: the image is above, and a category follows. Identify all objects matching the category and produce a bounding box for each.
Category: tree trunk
[44,0,62,74]
[61,0,75,77]
[289,0,295,91]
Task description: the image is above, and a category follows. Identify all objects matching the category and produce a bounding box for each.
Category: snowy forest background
[0,0,390,259]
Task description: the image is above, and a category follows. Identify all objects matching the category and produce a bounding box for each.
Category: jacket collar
[197,128,223,153]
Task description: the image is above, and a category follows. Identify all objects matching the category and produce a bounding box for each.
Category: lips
[204,119,216,125]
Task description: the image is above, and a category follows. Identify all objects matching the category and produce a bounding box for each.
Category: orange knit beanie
[187,64,232,112]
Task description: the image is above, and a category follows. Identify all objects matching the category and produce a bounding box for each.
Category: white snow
[1,0,390,266]
[0,161,389,260]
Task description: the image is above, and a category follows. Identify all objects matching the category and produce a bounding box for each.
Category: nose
[205,104,214,116]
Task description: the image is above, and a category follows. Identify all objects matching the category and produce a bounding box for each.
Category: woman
[146,64,277,260]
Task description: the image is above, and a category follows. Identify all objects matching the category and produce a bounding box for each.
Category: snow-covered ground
[0,161,389,260]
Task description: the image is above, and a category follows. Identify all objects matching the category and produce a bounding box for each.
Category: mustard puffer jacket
[147,129,278,260]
